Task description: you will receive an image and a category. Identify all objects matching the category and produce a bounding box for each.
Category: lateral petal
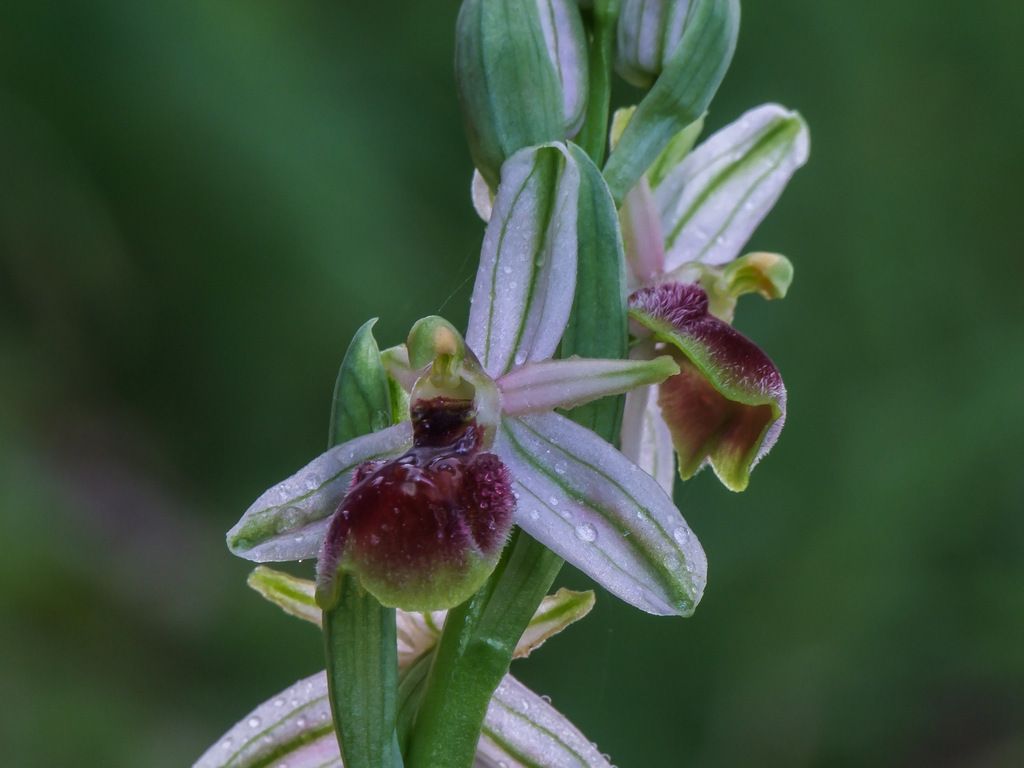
[498,356,678,415]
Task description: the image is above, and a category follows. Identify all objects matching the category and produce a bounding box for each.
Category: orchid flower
[195,567,611,768]
[227,142,708,618]
[613,103,810,493]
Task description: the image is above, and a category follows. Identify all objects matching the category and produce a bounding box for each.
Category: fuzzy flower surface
[227,143,708,617]
[615,103,810,492]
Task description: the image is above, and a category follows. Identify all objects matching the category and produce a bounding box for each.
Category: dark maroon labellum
[316,398,515,611]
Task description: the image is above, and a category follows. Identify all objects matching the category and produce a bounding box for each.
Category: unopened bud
[616,0,696,88]
[456,0,589,187]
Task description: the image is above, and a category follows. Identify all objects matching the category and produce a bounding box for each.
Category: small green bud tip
[408,315,465,380]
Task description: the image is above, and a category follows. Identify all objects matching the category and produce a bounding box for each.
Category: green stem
[323,575,403,768]
[577,0,622,166]
[405,530,563,767]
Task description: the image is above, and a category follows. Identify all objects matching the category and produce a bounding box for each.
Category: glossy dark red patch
[317,398,515,610]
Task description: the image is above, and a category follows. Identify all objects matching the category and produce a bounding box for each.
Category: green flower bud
[456,0,589,187]
[616,0,696,88]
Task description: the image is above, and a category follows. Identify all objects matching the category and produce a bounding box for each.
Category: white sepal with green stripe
[225,422,412,562]
[496,411,706,616]
[474,676,612,767]
[467,142,581,378]
[194,669,611,768]
[657,103,810,271]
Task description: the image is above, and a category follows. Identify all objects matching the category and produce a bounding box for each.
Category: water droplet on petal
[295,716,307,729]
[248,716,262,728]
[575,522,597,542]
[549,496,559,506]
[221,737,234,750]
[673,527,690,546]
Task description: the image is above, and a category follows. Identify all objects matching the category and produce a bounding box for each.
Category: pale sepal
[247,565,322,626]
[194,669,614,768]
[496,411,706,616]
[226,422,413,562]
[620,384,676,496]
[513,587,595,659]
[659,104,810,271]
[498,355,678,416]
[471,168,493,222]
[380,344,419,393]
[621,176,666,290]
[474,676,613,768]
[466,143,581,378]
[192,672,339,768]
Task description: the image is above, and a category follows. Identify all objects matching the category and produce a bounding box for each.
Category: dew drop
[540,694,552,703]
[673,527,690,546]
[574,522,597,542]
[514,352,527,366]
[221,737,234,751]
[529,509,540,521]
[548,496,559,507]
[503,265,513,275]
[273,698,285,708]
[295,716,307,729]
[248,716,262,729]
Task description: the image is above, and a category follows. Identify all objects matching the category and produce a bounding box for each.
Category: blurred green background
[2,1,1022,766]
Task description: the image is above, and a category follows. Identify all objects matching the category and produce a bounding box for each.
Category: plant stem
[406,529,563,768]
[578,0,622,166]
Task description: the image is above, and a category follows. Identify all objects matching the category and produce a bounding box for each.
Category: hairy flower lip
[615,103,807,493]
[316,397,515,612]
[628,282,786,492]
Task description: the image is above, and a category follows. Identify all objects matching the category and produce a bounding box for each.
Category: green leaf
[324,577,402,768]
[559,143,628,441]
[329,318,393,446]
[603,0,740,204]
[322,320,402,768]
